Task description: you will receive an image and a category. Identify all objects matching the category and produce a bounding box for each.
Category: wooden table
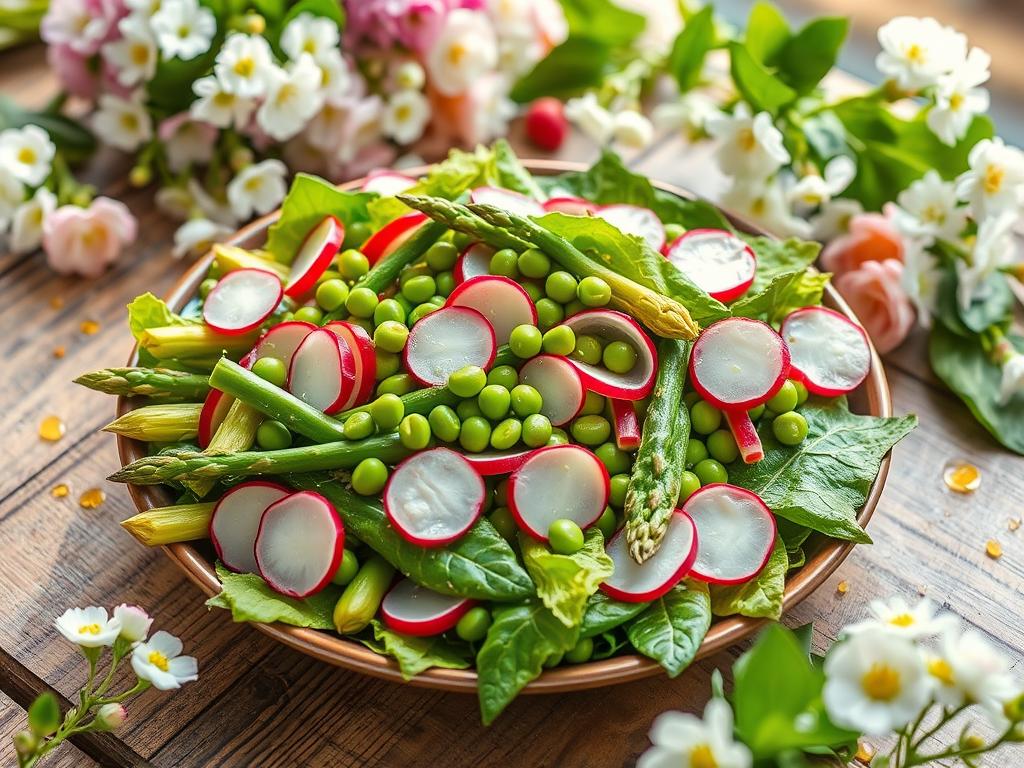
[1,44,1022,768]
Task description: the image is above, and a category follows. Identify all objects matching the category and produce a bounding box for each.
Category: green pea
[292,306,324,325]
[595,442,631,475]
[425,240,459,271]
[517,248,551,278]
[521,413,553,447]
[342,221,372,250]
[199,277,217,299]
[338,248,370,279]
[548,519,584,555]
[345,286,379,318]
[456,398,483,420]
[448,365,487,397]
[317,269,341,285]
[793,379,810,405]
[571,415,611,446]
[694,458,728,485]
[406,302,439,326]
[678,470,701,503]
[685,438,708,468]
[331,549,361,586]
[487,365,519,390]
[548,427,569,446]
[683,391,702,409]
[345,316,374,336]
[428,295,446,306]
[565,637,594,663]
[706,429,739,464]
[542,325,576,356]
[428,405,461,442]
[394,294,414,314]
[377,373,415,397]
[489,506,517,541]
[490,418,522,450]
[489,247,520,278]
[435,270,455,297]
[522,281,544,303]
[374,299,406,328]
[510,384,543,417]
[609,474,629,508]
[690,400,722,435]
[577,276,611,307]
[252,356,287,388]
[596,506,618,540]
[399,413,431,450]
[351,457,388,495]
[748,404,765,421]
[602,341,637,374]
[373,320,409,353]
[563,299,586,318]
[580,391,606,416]
[455,606,492,642]
[256,419,292,450]
[369,393,404,430]
[478,384,511,420]
[452,231,475,251]
[315,279,350,312]
[544,271,578,303]
[535,298,564,331]
[773,411,809,445]
[374,350,401,380]
[509,324,543,358]
[343,411,375,440]
[401,274,437,304]
[459,416,492,453]
[664,223,686,242]
[571,334,603,365]
[766,380,799,414]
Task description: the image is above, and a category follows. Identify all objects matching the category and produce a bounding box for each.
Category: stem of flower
[906,724,1016,766]
[94,678,151,705]
[909,703,969,751]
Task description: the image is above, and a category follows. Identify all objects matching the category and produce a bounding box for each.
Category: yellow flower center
[395,104,412,122]
[928,658,956,687]
[131,43,150,66]
[447,42,467,66]
[751,196,766,216]
[983,164,1005,195]
[275,83,297,107]
[177,24,190,39]
[148,650,170,671]
[17,147,37,165]
[949,92,964,111]
[690,744,718,768]
[738,128,756,152]
[234,57,255,78]
[244,176,263,192]
[921,204,944,223]
[120,113,139,132]
[861,663,902,701]
[213,91,234,108]
[906,43,925,64]
[302,39,315,54]
[78,623,102,635]
[889,614,915,627]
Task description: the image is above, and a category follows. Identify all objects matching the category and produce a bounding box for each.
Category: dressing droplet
[943,460,980,493]
[80,320,100,335]
[51,483,69,498]
[79,488,106,509]
[39,416,66,441]
[986,540,1002,559]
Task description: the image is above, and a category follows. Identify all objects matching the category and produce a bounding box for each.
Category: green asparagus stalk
[74,367,211,400]
[185,399,262,497]
[139,325,258,360]
[360,220,447,294]
[103,403,202,442]
[108,433,409,485]
[624,339,691,563]
[212,243,290,280]
[120,502,215,545]
[398,194,530,251]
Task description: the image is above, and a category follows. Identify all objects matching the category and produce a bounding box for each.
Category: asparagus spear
[108,433,409,485]
[103,403,202,442]
[120,501,215,545]
[212,243,289,280]
[185,399,262,498]
[74,367,211,400]
[397,195,530,251]
[360,220,447,294]
[139,325,258,360]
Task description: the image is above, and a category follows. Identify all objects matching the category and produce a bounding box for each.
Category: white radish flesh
[203,268,283,335]
[403,307,496,387]
[209,481,291,573]
[781,307,871,396]
[361,170,416,196]
[664,229,757,302]
[380,579,474,636]
[542,196,599,215]
[323,321,377,408]
[361,212,428,265]
[470,186,545,217]
[197,350,256,448]
[601,510,698,602]
[287,328,355,413]
[254,491,344,598]
[384,448,486,546]
[254,321,316,369]
[683,483,776,585]
[445,275,537,345]
[596,204,665,252]
[454,243,493,283]
[518,355,585,426]
[508,445,609,540]
[560,310,658,400]
[610,399,641,450]
[285,216,344,297]
[462,448,534,476]
[690,318,790,410]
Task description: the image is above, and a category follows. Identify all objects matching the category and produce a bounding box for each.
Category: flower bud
[230,147,254,172]
[612,110,653,149]
[13,730,37,757]
[243,13,265,34]
[395,61,425,91]
[113,604,153,643]
[1004,692,1024,722]
[129,165,152,188]
[95,703,127,732]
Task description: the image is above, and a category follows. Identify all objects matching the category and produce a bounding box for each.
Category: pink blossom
[426,73,513,147]
[159,113,218,172]
[41,0,127,55]
[820,206,905,276]
[47,45,100,100]
[833,259,915,354]
[396,0,453,53]
[344,0,408,51]
[42,197,137,278]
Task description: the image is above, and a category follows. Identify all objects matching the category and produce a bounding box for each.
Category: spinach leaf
[729,42,796,115]
[668,6,714,92]
[743,236,821,293]
[288,475,534,601]
[361,620,471,681]
[477,601,579,724]
[520,529,613,628]
[626,581,711,677]
[730,269,830,325]
[710,536,787,620]
[580,591,649,638]
[207,563,339,629]
[728,399,916,543]
[510,37,609,102]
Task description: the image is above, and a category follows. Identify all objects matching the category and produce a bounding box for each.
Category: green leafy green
[510,38,610,102]
[492,139,545,200]
[710,536,787,619]
[477,601,580,724]
[668,5,714,92]
[580,591,649,638]
[207,563,339,629]
[520,529,614,627]
[728,399,916,543]
[730,269,830,325]
[776,17,848,94]
[744,1,790,64]
[559,0,645,47]
[361,620,471,681]
[127,292,196,340]
[625,581,711,677]
[745,237,822,293]
[729,42,796,115]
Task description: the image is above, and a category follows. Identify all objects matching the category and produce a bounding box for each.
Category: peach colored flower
[42,197,137,277]
[820,208,905,276]
[833,259,915,354]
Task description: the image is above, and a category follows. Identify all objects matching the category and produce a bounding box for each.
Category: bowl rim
[116,159,893,694]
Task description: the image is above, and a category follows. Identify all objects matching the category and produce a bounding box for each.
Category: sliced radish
[254,321,316,369]
[287,328,356,413]
[361,170,416,196]
[462,447,534,476]
[664,229,757,302]
[596,204,665,252]
[518,355,585,427]
[203,268,283,335]
[683,483,776,585]
[403,306,496,387]
[197,350,256,448]
[361,212,428,265]
[445,275,537,346]
[601,510,698,602]
[543,196,599,215]
[689,318,790,410]
[454,243,493,284]
[209,481,291,573]
[781,306,871,396]
[254,491,344,598]
[508,445,609,541]
[724,409,763,464]
[560,310,658,400]
[323,320,377,408]
[381,579,475,637]
[470,186,545,217]
[610,399,641,451]
[285,216,344,297]
[384,448,486,546]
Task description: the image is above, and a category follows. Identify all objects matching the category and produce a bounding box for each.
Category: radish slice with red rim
[285,216,344,297]
[470,186,545,217]
[664,229,757,302]
[380,579,475,636]
[361,212,428,265]
[542,196,599,215]
[361,170,416,196]
[254,491,344,598]
[560,310,658,400]
[254,321,316,369]
[198,350,256,448]
[683,483,776,585]
[518,355,585,426]
[454,243,493,284]
[724,409,763,464]
[384,448,486,546]
[403,306,496,387]
[610,399,641,450]
[689,317,790,410]
[287,328,356,413]
[203,268,283,335]
[781,306,871,396]
[600,509,698,602]
[462,447,534,476]
[508,445,609,541]
[209,480,291,573]
[596,204,665,252]
[323,320,377,408]
[445,275,537,346]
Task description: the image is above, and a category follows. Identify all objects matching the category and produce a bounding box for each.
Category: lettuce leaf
[625,581,711,677]
[519,529,613,628]
[361,620,471,681]
[127,292,195,340]
[206,563,339,629]
[730,269,831,325]
[743,236,821,293]
[580,591,649,638]
[709,536,788,620]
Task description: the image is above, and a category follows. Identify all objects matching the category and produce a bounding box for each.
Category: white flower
[317,49,352,103]
[823,628,931,736]
[103,14,158,87]
[125,0,160,18]
[161,117,215,172]
[722,175,811,239]
[256,55,325,141]
[638,698,751,768]
[426,9,498,97]
[955,138,1024,220]
[381,89,431,145]
[926,626,1021,724]
[191,75,253,129]
[227,159,287,220]
[465,73,516,145]
[54,607,122,648]
[957,210,1016,310]
[895,170,968,240]
[789,156,856,212]
[93,92,153,152]
[810,198,864,240]
[112,604,153,643]
[927,47,991,146]
[900,238,942,327]
[188,178,237,225]
[131,630,198,690]
[998,352,1024,406]
[10,187,56,253]
[280,12,339,64]
[0,125,56,186]
[335,96,384,165]
[613,110,654,149]
[565,93,614,145]
[876,16,966,91]
[845,596,955,640]
[172,218,232,258]
[215,33,274,99]
[652,91,719,141]
[706,104,790,180]
[0,167,23,230]
[394,60,425,92]
[151,0,216,61]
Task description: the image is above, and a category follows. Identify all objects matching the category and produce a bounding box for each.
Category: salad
[81,141,915,723]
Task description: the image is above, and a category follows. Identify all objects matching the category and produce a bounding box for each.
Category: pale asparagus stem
[140,325,259,360]
[74,367,211,400]
[212,243,289,280]
[120,502,215,545]
[103,403,202,442]
[185,399,262,497]
[397,194,532,251]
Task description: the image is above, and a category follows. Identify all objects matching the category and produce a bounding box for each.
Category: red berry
[525,98,567,152]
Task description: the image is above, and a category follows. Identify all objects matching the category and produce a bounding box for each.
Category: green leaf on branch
[710,536,787,619]
[745,1,790,64]
[729,42,797,116]
[361,620,471,681]
[668,5,714,92]
[207,563,339,628]
[559,0,645,47]
[511,37,611,102]
[520,528,613,628]
[625,581,711,677]
[27,692,60,737]
[776,17,848,94]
